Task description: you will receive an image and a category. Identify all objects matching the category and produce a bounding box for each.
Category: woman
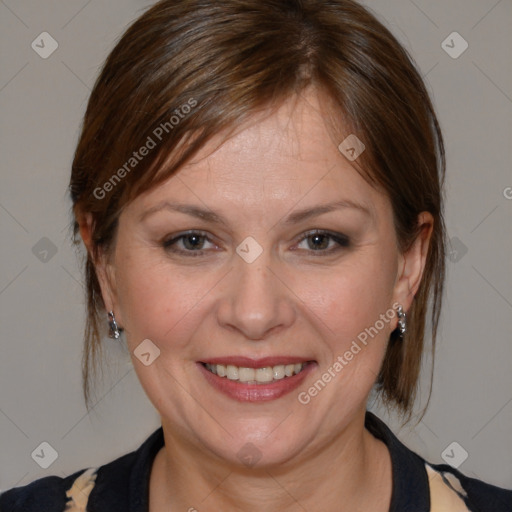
[1,0,510,511]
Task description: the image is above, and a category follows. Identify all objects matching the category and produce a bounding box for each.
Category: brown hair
[70,0,446,418]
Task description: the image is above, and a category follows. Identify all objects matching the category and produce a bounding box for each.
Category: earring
[108,311,121,339]
[396,305,407,337]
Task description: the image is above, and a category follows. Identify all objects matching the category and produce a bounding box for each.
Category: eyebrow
[139,199,372,226]
[282,199,371,225]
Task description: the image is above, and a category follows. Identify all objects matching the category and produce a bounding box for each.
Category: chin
[199,425,307,469]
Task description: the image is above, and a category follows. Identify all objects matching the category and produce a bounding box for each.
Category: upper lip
[200,356,314,368]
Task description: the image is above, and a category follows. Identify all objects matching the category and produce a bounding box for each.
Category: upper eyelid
[163,230,216,246]
[298,229,349,241]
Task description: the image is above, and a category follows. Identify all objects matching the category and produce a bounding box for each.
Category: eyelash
[162,229,350,257]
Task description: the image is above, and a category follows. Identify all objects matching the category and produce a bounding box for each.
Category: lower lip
[197,362,317,402]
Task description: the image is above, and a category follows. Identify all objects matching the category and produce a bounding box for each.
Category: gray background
[1,0,511,493]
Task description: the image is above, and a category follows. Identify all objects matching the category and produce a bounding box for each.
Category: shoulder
[364,411,512,512]
[0,427,163,512]
[0,445,141,512]
[425,462,512,512]
[0,467,98,512]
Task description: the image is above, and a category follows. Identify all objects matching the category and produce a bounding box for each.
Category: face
[93,90,430,469]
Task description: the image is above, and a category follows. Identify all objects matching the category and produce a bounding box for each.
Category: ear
[392,211,434,315]
[78,212,120,320]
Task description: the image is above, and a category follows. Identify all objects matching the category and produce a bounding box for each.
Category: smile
[197,359,317,402]
[203,362,308,384]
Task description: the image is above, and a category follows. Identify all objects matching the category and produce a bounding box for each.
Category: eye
[294,230,350,255]
[162,229,350,258]
[162,231,218,256]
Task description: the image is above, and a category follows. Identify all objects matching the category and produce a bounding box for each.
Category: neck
[149,411,392,512]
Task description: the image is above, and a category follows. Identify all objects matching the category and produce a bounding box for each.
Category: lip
[197,360,317,402]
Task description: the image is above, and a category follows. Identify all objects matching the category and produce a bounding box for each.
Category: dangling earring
[396,305,406,337]
[108,310,121,339]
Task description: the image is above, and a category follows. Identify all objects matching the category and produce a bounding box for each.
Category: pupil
[309,234,328,250]
[185,235,203,250]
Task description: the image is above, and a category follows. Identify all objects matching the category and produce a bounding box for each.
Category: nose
[216,250,296,341]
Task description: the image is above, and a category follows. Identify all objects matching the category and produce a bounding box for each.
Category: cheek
[314,259,393,321]
[293,248,397,358]
[113,250,207,349]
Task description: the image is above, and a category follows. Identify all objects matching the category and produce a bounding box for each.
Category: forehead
[185,91,346,180]
[129,91,389,221]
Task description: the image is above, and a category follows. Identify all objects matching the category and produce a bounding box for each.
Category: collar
[88,411,429,512]
[365,411,430,512]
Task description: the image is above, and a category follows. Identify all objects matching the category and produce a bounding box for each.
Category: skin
[80,89,433,511]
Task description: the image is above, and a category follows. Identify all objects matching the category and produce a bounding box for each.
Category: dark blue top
[1,412,511,511]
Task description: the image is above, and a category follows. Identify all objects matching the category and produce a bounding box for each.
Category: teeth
[238,367,254,381]
[226,365,238,380]
[204,362,307,383]
[273,365,285,380]
[256,367,273,383]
